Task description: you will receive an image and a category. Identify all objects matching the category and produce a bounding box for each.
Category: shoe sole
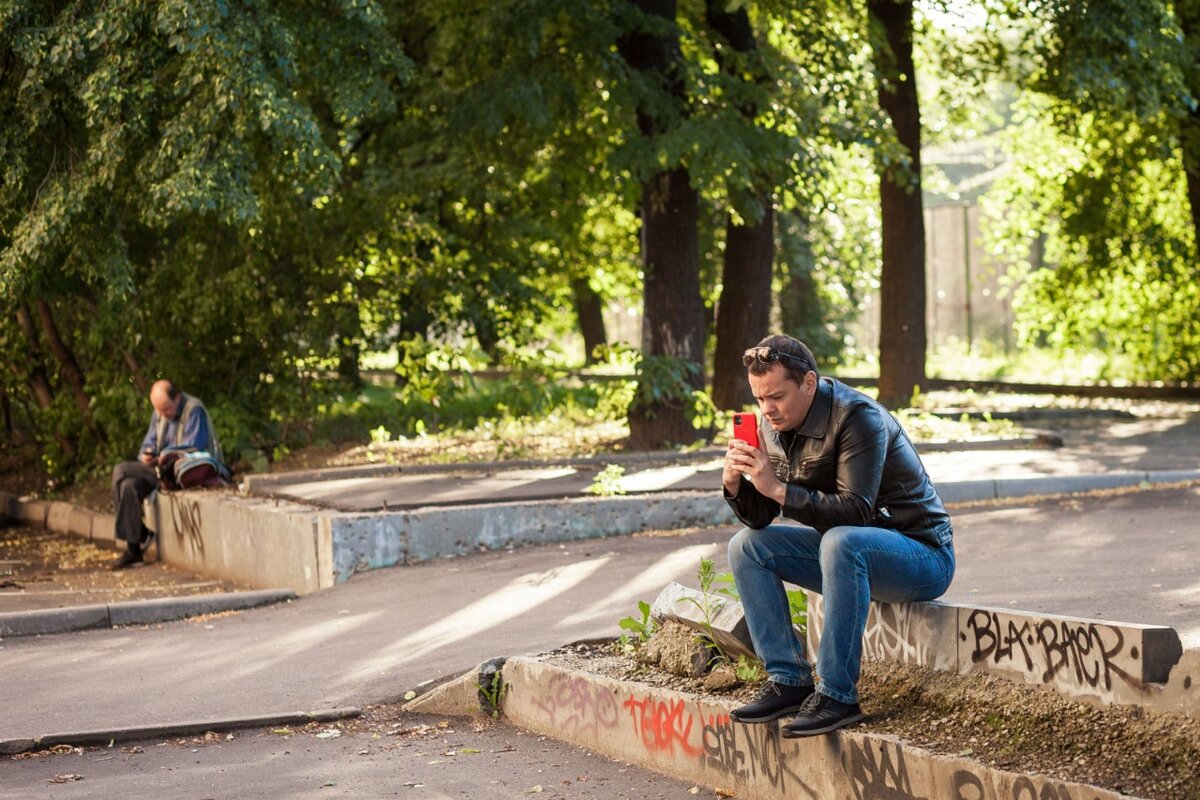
[780,711,865,737]
[729,705,807,724]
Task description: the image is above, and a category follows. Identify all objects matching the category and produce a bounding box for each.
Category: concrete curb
[0,706,360,756]
[937,469,1200,503]
[413,656,1145,800]
[0,588,297,637]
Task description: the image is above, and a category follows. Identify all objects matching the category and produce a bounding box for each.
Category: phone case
[732,413,759,449]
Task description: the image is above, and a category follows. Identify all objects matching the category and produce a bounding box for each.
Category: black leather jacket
[725,377,952,547]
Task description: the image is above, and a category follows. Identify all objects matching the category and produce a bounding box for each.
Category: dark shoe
[780,692,865,737]
[730,681,814,724]
[141,528,157,560]
[111,548,144,571]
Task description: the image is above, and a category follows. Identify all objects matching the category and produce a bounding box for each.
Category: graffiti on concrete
[861,602,942,667]
[952,769,1101,800]
[963,609,1137,692]
[531,673,619,738]
[623,695,701,757]
[843,737,926,800]
[701,711,814,796]
[169,495,204,557]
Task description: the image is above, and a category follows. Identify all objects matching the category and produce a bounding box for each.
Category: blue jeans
[728,523,954,704]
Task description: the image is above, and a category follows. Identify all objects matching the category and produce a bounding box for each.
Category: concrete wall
[498,657,1141,800]
[806,594,1197,715]
[147,491,333,594]
[324,492,737,580]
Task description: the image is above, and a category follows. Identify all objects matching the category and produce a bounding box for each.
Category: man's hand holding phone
[724,412,785,503]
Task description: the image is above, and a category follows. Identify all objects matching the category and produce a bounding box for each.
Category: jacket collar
[796,376,833,439]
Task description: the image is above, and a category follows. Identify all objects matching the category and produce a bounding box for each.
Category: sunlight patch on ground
[554,543,720,629]
[337,557,611,685]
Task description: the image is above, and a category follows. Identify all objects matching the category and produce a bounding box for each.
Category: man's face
[748,363,816,433]
[150,389,180,419]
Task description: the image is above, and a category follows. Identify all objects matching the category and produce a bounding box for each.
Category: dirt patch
[541,639,1200,800]
[0,523,252,612]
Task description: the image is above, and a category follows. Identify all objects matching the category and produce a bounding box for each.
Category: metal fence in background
[853,202,1013,357]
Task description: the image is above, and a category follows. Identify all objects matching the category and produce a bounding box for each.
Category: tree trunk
[36,299,94,423]
[14,306,55,411]
[705,0,774,411]
[778,209,828,349]
[121,348,148,395]
[628,167,706,449]
[571,278,608,364]
[1177,3,1200,247]
[0,384,21,446]
[870,0,927,409]
[713,201,774,410]
[619,0,706,449]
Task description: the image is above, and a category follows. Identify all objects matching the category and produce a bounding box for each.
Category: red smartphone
[732,412,759,450]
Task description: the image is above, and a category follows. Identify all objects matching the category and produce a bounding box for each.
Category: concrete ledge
[11,499,49,527]
[0,707,360,755]
[938,470,1200,504]
[404,665,488,717]
[494,656,1143,800]
[807,595,1196,714]
[0,589,296,637]
[326,492,737,578]
[147,491,333,593]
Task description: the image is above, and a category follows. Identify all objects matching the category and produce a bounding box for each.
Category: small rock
[703,663,740,691]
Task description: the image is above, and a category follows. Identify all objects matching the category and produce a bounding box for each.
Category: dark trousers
[111,461,157,545]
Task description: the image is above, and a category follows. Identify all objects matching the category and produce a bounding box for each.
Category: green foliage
[618,599,657,651]
[586,464,627,497]
[733,654,766,685]
[476,670,506,719]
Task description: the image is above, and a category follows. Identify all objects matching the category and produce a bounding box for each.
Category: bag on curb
[157,449,232,491]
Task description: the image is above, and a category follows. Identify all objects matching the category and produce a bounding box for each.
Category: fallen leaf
[49,774,83,784]
[527,786,544,794]
[272,728,292,735]
[403,690,417,701]
[460,747,481,754]
[315,730,341,739]
[716,789,736,798]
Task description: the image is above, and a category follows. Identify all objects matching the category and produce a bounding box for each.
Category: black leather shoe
[730,681,814,724]
[111,548,144,571]
[781,692,864,737]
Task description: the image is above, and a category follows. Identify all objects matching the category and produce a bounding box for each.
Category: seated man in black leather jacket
[723,334,955,736]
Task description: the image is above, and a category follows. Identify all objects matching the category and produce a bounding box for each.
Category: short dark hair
[745,334,818,385]
[163,381,180,400]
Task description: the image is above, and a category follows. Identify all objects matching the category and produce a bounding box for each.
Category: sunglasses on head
[742,346,811,370]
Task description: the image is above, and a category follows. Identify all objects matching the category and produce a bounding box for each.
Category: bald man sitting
[110,380,222,569]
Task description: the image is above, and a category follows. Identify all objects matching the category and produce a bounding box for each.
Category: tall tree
[869,0,927,408]
[0,1,410,476]
[706,0,774,411]
[617,0,706,448]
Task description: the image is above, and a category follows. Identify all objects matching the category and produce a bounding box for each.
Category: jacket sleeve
[723,479,781,530]
[781,404,887,531]
[175,405,213,452]
[140,414,159,456]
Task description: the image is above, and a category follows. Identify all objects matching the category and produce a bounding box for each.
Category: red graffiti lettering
[623,695,701,757]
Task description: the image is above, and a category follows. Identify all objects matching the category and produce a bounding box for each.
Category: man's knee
[728,527,757,571]
[113,461,137,486]
[819,526,865,568]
